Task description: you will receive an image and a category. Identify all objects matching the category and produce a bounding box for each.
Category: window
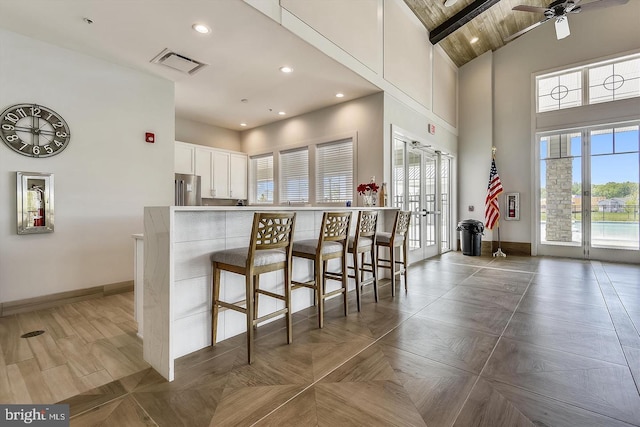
[250,154,273,204]
[279,148,309,203]
[537,70,582,112]
[589,57,640,105]
[536,53,640,113]
[315,139,353,203]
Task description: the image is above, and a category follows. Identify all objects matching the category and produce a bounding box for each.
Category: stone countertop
[149,205,399,212]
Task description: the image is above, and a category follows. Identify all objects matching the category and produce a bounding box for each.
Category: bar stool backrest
[356,210,378,242]
[318,211,352,244]
[395,210,411,237]
[250,212,296,257]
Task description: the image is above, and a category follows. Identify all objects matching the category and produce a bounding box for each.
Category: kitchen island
[143,205,398,381]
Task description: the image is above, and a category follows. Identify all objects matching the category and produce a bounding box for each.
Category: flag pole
[492,147,507,257]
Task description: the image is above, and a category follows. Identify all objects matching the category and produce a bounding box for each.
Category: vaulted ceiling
[403,0,620,67]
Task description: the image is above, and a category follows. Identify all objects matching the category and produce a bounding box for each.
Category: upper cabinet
[175,142,247,200]
[229,153,248,200]
[175,141,195,175]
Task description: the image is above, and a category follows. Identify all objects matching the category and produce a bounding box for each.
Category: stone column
[545,135,574,242]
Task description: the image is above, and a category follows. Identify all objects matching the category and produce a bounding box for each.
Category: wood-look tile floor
[2,253,639,426]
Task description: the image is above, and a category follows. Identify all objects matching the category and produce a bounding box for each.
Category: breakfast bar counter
[143,205,397,381]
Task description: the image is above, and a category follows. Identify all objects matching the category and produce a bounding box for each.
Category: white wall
[458,51,493,227]
[433,47,458,128]
[0,29,174,302]
[259,0,457,137]
[460,0,640,245]
[241,93,384,192]
[383,0,432,110]
[175,116,241,151]
[281,0,383,74]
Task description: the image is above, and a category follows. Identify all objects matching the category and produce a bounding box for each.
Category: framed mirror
[17,172,54,234]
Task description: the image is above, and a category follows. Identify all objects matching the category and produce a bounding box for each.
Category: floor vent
[21,330,45,338]
[150,48,207,75]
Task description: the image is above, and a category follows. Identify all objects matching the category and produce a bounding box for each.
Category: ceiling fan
[505,0,629,42]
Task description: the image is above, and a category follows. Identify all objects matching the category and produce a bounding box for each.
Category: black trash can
[457,220,484,256]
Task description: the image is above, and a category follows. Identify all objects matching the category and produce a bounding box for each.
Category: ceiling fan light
[555,16,570,39]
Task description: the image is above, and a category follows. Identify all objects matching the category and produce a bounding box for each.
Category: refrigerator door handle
[176,180,185,206]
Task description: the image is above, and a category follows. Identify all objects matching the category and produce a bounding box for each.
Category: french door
[392,135,452,263]
[537,123,640,262]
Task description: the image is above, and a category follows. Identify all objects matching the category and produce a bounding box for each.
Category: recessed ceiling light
[192,23,211,34]
[278,111,286,115]
[335,93,345,98]
[444,0,458,6]
[240,123,247,127]
[470,36,479,44]
[279,66,293,73]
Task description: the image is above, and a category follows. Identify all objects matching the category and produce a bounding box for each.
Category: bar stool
[376,210,411,296]
[348,210,378,311]
[292,211,352,329]
[210,212,296,364]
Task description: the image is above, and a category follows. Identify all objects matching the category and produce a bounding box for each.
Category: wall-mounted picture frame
[17,172,54,234]
[505,192,519,221]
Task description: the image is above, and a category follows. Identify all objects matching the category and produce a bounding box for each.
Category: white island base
[143,206,396,381]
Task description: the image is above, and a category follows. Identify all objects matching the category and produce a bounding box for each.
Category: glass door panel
[441,156,451,252]
[537,124,640,261]
[407,150,422,254]
[590,126,639,251]
[392,134,452,262]
[539,132,582,252]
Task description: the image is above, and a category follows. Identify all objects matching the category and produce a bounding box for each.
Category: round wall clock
[0,103,71,158]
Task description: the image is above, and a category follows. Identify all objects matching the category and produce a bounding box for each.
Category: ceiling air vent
[150,48,207,75]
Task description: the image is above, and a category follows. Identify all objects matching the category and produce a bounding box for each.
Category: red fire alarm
[145,132,155,143]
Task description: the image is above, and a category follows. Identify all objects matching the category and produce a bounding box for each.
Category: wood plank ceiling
[403,0,550,67]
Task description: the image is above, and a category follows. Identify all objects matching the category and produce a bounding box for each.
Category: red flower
[357,183,379,194]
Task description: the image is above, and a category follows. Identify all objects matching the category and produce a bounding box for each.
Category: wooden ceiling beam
[429,0,502,45]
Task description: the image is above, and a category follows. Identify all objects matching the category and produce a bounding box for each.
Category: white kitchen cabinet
[175,141,195,175]
[195,147,214,198]
[175,141,247,200]
[212,151,230,198]
[229,153,247,200]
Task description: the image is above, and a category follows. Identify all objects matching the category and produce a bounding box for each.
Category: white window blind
[315,139,353,203]
[279,148,309,203]
[250,154,273,204]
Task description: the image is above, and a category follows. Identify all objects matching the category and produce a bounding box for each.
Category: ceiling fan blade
[579,0,629,11]
[513,5,550,13]
[555,16,571,39]
[504,18,550,42]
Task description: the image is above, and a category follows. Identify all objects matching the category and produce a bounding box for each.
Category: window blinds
[280,148,309,203]
[251,154,273,203]
[315,139,353,203]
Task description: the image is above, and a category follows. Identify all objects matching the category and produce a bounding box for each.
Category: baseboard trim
[456,239,532,257]
[0,280,134,317]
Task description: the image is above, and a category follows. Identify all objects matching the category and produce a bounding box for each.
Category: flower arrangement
[357,182,380,195]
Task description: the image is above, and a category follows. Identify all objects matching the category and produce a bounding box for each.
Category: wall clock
[0,103,71,158]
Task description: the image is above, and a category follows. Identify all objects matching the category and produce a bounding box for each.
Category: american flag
[485,158,504,230]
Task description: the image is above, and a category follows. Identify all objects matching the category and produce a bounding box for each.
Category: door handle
[421,209,441,216]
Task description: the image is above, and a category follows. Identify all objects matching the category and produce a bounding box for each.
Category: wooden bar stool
[210,212,296,364]
[292,211,352,329]
[348,210,378,311]
[376,210,411,296]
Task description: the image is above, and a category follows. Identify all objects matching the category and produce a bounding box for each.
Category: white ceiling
[0,0,381,131]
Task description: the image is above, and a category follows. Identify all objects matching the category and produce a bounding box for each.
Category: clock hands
[13,125,56,136]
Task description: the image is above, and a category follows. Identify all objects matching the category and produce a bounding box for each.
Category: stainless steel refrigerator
[174,174,202,206]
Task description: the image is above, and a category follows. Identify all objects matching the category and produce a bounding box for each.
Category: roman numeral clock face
[0,104,71,157]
